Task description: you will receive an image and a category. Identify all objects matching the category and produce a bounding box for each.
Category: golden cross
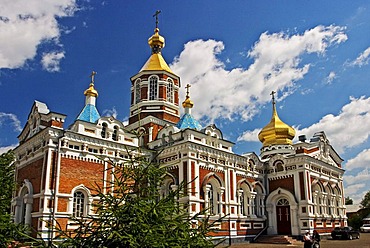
[185,84,191,97]
[270,90,276,104]
[153,10,161,29]
[90,71,97,84]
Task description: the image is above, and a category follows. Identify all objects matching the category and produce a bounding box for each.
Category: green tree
[0,150,44,247]
[361,190,370,208]
[345,196,353,205]
[0,150,17,246]
[58,149,222,247]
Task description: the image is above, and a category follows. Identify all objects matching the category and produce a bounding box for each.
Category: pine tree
[58,148,222,247]
[0,150,29,246]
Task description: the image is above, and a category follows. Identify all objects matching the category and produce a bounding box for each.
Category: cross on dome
[153,10,161,29]
[90,71,97,85]
[270,90,276,105]
[185,83,191,98]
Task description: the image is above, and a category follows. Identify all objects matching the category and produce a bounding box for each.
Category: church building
[11,20,347,242]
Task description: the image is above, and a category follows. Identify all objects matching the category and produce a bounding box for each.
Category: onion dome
[258,91,295,147]
[140,27,173,74]
[182,95,194,109]
[84,83,98,97]
[176,84,202,130]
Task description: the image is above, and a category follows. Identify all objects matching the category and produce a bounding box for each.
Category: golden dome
[182,96,194,108]
[84,83,98,97]
[140,28,173,74]
[258,93,295,147]
[148,28,165,51]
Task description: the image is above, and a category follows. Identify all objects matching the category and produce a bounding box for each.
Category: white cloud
[345,149,370,171]
[171,25,347,124]
[344,168,370,203]
[0,0,78,69]
[237,128,261,142]
[103,107,118,119]
[343,183,367,203]
[0,112,22,132]
[296,96,370,153]
[41,52,65,72]
[325,71,336,85]
[348,47,370,67]
[0,144,17,155]
[344,183,366,196]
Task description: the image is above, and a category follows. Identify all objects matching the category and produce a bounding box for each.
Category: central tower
[127,12,180,145]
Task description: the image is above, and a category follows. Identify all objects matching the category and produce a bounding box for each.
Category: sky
[1,0,370,203]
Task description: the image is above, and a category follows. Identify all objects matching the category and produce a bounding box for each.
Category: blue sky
[1,1,370,203]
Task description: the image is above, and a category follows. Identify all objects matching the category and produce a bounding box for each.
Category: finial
[182,84,194,109]
[185,84,191,98]
[153,10,161,29]
[270,90,276,105]
[90,71,97,85]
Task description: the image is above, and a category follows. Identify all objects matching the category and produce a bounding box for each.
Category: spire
[258,91,295,147]
[77,71,101,123]
[176,84,202,130]
[140,10,173,74]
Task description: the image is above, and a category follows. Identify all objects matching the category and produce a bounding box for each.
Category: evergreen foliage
[345,196,353,205]
[361,190,370,208]
[0,150,47,247]
[0,150,25,246]
[58,149,222,247]
[0,150,17,246]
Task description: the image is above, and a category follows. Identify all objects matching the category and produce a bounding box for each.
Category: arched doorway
[276,198,291,234]
[265,187,299,236]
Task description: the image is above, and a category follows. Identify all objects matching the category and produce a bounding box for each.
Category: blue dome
[76,104,100,123]
[176,113,202,130]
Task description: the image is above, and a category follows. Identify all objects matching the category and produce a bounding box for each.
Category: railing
[252,225,268,242]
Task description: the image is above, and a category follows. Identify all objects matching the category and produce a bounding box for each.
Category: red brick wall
[59,157,104,194]
[269,177,295,195]
[17,156,44,194]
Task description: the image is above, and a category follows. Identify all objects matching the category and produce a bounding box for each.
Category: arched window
[254,184,265,217]
[14,180,33,225]
[166,79,174,103]
[238,183,252,216]
[73,191,86,217]
[334,186,342,216]
[149,76,158,100]
[135,79,141,104]
[160,176,176,199]
[277,198,289,206]
[19,187,28,224]
[274,160,284,172]
[204,178,223,215]
[312,183,324,216]
[112,126,119,141]
[101,123,108,138]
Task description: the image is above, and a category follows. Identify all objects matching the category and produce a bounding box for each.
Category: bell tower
[127,11,180,145]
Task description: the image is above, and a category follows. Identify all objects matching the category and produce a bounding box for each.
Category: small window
[166,79,174,103]
[101,123,108,138]
[135,79,141,104]
[73,191,86,217]
[112,126,119,141]
[149,76,158,100]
